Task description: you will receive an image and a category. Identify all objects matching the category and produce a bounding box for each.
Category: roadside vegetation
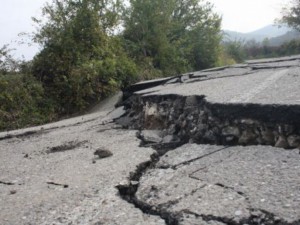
[222,38,300,63]
[0,0,299,131]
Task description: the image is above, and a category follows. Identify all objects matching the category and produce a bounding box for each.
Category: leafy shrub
[0,74,54,131]
[32,0,138,114]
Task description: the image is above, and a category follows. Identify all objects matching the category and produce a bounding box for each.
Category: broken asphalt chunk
[94,148,113,159]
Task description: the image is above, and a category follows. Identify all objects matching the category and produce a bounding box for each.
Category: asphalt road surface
[1,55,300,225]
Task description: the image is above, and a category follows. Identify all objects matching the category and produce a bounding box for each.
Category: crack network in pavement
[116,88,300,225]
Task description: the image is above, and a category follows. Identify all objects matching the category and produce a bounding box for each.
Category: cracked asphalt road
[1,55,300,225]
[138,145,300,224]
[0,96,165,225]
[135,56,300,105]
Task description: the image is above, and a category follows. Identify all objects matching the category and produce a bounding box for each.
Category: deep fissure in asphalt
[116,94,300,225]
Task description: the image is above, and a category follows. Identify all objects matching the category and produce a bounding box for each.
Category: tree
[223,40,246,63]
[0,44,52,131]
[123,0,222,78]
[32,0,137,114]
[280,0,300,31]
[0,45,20,74]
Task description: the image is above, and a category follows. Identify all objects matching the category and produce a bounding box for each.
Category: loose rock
[94,148,113,159]
[287,135,300,148]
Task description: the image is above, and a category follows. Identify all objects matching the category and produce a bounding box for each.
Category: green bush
[123,0,222,77]
[0,74,54,131]
[32,0,138,114]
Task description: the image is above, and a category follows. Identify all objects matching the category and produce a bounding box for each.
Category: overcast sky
[0,0,287,60]
[210,0,285,32]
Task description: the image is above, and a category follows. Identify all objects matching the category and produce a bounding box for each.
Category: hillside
[224,25,292,43]
[268,30,300,46]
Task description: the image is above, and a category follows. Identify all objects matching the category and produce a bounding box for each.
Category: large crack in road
[116,57,300,225]
[116,134,300,224]
[0,95,166,225]
[118,94,300,148]
[116,124,300,225]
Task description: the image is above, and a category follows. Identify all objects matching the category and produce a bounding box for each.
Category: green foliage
[280,39,300,55]
[0,0,224,130]
[222,39,300,61]
[216,47,236,66]
[279,0,300,31]
[222,40,246,63]
[32,0,137,114]
[123,0,222,78]
[0,73,54,131]
[0,45,54,131]
[0,45,23,74]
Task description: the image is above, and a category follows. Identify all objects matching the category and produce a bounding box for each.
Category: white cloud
[209,0,285,33]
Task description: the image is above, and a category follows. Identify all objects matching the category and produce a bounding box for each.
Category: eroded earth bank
[1,55,300,225]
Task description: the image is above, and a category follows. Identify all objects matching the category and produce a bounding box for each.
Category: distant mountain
[223,25,292,43]
[247,25,291,38]
[268,30,300,46]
